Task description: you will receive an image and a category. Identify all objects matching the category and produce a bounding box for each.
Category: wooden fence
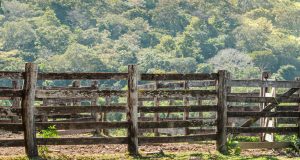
[0,63,299,158]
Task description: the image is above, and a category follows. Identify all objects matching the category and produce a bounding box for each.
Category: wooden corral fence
[0,63,299,158]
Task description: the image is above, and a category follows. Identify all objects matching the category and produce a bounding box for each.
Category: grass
[0,152,299,160]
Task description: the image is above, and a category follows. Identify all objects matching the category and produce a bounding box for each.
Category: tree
[233,17,273,52]
[250,50,278,72]
[208,48,259,78]
[0,20,36,51]
[276,65,297,80]
[44,43,106,72]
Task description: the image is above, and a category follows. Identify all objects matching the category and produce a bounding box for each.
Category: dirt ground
[0,130,284,157]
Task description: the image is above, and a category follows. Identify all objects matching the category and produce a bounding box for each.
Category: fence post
[296,77,300,138]
[127,65,139,155]
[217,70,229,154]
[21,63,38,158]
[12,80,21,123]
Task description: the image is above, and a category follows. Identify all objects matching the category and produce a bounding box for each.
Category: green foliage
[226,137,241,156]
[37,125,58,138]
[37,125,58,158]
[0,0,299,82]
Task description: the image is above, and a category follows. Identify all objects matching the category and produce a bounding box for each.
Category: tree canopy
[0,0,300,80]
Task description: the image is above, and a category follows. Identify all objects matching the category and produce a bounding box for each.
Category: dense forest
[0,0,300,80]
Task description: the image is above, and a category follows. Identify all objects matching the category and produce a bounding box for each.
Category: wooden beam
[21,63,38,158]
[138,120,216,129]
[36,90,127,99]
[227,111,300,117]
[139,134,217,144]
[138,105,217,113]
[0,71,24,79]
[228,80,300,88]
[227,127,298,133]
[36,122,129,130]
[141,73,218,81]
[216,70,229,153]
[127,65,139,155]
[38,72,128,80]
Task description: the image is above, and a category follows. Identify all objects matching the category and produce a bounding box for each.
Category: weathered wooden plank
[0,123,23,131]
[38,137,129,145]
[0,72,24,79]
[189,128,216,134]
[35,105,128,115]
[36,90,127,99]
[227,96,300,103]
[239,142,292,149]
[216,70,229,153]
[141,73,218,81]
[228,106,259,111]
[36,122,129,130]
[21,63,38,158]
[227,127,298,133]
[228,111,300,117]
[139,90,217,98]
[38,72,128,80]
[138,96,215,101]
[0,137,129,147]
[0,139,24,147]
[277,118,298,124]
[139,134,217,144]
[127,65,139,155]
[228,80,300,88]
[138,105,217,113]
[139,81,216,89]
[139,120,216,129]
[0,89,23,97]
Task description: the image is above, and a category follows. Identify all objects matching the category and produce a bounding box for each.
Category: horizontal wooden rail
[0,71,24,79]
[139,90,217,98]
[0,137,129,147]
[0,105,218,116]
[139,120,216,129]
[139,134,217,144]
[0,89,23,97]
[38,72,128,80]
[228,80,300,88]
[227,111,300,117]
[35,106,128,115]
[139,96,215,101]
[36,122,129,130]
[36,90,127,99]
[138,105,217,113]
[141,73,218,81]
[227,127,298,133]
[227,96,300,103]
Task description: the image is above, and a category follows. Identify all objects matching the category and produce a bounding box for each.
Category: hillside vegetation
[0,0,300,80]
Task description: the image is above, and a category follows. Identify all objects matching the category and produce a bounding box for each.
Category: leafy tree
[151,2,189,35]
[250,50,278,72]
[208,48,259,78]
[0,20,36,51]
[276,65,297,80]
[45,43,106,72]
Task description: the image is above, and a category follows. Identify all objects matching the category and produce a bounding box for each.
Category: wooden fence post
[127,65,139,155]
[154,80,159,136]
[12,80,21,123]
[183,81,189,135]
[296,77,300,138]
[21,63,38,158]
[217,70,229,154]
